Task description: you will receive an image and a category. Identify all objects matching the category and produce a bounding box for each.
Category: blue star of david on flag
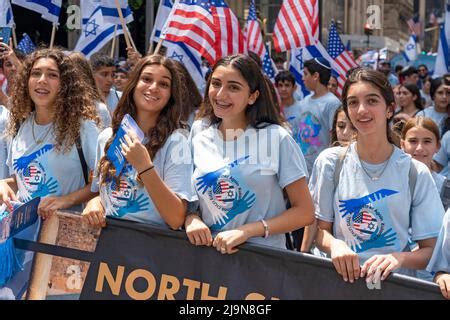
[170,51,184,62]
[84,18,100,37]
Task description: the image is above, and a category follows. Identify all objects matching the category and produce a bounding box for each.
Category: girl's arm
[360,238,437,281]
[213,178,315,254]
[0,175,19,210]
[38,183,98,219]
[121,133,186,230]
[316,220,361,283]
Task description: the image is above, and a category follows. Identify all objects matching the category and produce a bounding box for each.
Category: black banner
[74,218,443,300]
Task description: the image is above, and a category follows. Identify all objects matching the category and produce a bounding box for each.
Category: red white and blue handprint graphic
[104,165,150,217]
[14,145,59,201]
[338,189,399,253]
[196,156,255,231]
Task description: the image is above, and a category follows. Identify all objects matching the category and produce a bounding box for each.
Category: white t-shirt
[310,143,444,265]
[283,93,340,174]
[106,88,122,114]
[427,209,450,274]
[191,123,308,249]
[92,128,197,227]
[0,105,10,179]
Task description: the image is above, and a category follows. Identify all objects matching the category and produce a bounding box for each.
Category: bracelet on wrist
[137,165,154,179]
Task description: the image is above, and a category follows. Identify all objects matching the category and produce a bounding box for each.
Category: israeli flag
[403,34,418,63]
[434,2,450,77]
[150,0,173,42]
[165,40,205,91]
[74,0,124,59]
[290,43,337,100]
[99,0,134,25]
[0,0,14,27]
[12,0,61,24]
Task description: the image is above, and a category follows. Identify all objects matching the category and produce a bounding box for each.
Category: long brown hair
[98,55,187,183]
[8,48,98,152]
[341,68,396,144]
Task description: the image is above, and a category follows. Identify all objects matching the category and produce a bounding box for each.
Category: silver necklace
[357,145,394,181]
[32,114,52,145]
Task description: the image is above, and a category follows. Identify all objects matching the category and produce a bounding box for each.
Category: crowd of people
[0,41,449,300]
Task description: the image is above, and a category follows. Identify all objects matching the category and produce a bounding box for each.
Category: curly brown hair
[98,55,187,184]
[8,48,98,152]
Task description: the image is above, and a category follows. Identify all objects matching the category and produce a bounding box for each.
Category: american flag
[262,45,277,82]
[163,0,244,66]
[212,0,246,61]
[111,179,132,200]
[353,211,376,234]
[273,0,319,52]
[245,0,264,58]
[23,165,40,185]
[327,22,358,94]
[17,33,36,55]
[407,14,423,38]
[214,181,235,202]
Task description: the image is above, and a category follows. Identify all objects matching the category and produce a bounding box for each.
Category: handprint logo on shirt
[105,165,150,217]
[15,144,59,201]
[338,189,399,253]
[196,156,255,230]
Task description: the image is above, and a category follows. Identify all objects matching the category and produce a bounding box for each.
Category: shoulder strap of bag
[333,146,349,191]
[76,137,89,185]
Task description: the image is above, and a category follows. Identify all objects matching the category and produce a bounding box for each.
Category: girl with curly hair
[0,48,100,299]
[82,55,196,230]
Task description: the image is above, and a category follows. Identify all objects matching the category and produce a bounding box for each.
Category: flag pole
[110,24,118,58]
[128,27,137,51]
[153,38,164,55]
[12,24,17,48]
[50,23,57,49]
[114,0,132,49]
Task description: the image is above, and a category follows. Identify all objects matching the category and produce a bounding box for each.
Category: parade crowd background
[0,0,449,300]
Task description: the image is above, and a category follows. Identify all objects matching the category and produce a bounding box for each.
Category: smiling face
[346,81,393,138]
[133,64,172,116]
[401,126,440,168]
[28,58,60,110]
[208,65,259,124]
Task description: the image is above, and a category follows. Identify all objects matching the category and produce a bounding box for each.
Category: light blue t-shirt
[95,101,112,129]
[92,128,197,227]
[0,105,10,179]
[310,144,444,267]
[417,106,447,136]
[106,88,122,114]
[2,115,99,299]
[427,209,450,274]
[434,130,450,178]
[283,92,340,174]
[192,124,308,249]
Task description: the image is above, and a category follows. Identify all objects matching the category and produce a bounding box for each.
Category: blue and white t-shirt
[310,144,444,265]
[427,209,450,274]
[8,115,99,204]
[0,105,10,179]
[192,124,308,249]
[283,93,340,174]
[92,128,197,227]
